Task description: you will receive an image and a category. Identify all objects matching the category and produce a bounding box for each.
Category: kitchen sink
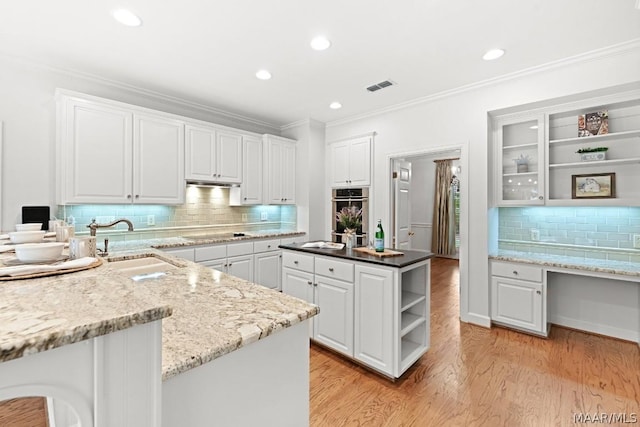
[108,255,178,277]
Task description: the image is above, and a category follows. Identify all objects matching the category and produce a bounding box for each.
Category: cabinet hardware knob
[313,283,317,287]
[244,197,247,200]
[135,194,139,199]
[538,196,543,200]
[127,194,132,199]
[267,245,271,248]
[228,263,232,266]
[536,290,541,295]
[329,268,334,272]
[294,260,298,264]
[307,281,312,285]
[513,271,518,275]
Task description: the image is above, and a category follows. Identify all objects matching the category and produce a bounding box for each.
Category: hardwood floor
[0,397,48,427]
[309,257,640,427]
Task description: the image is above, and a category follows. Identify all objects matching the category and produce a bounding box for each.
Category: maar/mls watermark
[573,412,638,424]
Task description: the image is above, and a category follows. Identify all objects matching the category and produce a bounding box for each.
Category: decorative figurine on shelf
[513,154,530,173]
[336,206,362,249]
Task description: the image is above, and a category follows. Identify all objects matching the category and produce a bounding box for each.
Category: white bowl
[15,223,43,232]
[9,231,46,244]
[15,242,65,262]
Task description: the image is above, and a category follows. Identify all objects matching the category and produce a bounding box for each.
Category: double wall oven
[331,187,369,247]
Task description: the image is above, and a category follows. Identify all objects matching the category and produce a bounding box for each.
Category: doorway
[389,144,468,320]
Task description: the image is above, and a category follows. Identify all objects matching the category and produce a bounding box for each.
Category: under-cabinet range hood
[186,181,239,188]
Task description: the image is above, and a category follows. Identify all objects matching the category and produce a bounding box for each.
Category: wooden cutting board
[352,247,404,257]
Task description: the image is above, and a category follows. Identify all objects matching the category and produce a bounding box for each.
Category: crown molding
[0,51,281,132]
[326,38,640,128]
[280,118,326,131]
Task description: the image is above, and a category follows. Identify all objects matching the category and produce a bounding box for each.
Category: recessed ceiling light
[483,48,505,61]
[255,70,272,80]
[329,102,342,110]
[112,9,142,27]
[310,36,331,51]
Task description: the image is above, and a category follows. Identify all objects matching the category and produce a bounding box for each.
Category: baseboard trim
[461,312,491,328]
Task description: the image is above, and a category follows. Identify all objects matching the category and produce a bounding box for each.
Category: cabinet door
[314,276,354,357]
[348,137,371,186]
[354,265,394,374]
[254,251,281,290]
[134,113,185,204]
[281,142,296,204]
[227,254,253,282]
[216,130,242,183]
[330,141,351,187]
[282,268,314,303]
[62,99,133,204]
[494,114,545,206]
[491,276,543,332]
[185,124,216,181]
[265,139,284,204]
[241,135,263,204]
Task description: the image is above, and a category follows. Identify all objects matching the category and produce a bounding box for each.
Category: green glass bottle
[374,220,384,252]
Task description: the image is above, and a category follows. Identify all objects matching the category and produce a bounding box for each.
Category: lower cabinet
[282,250,430,378]
[254,251,282,290]
[490,260,546,335]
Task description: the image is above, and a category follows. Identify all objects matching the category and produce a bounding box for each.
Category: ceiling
[1,0,639,128]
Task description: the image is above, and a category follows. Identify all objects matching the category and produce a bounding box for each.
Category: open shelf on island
[401,291,426,312]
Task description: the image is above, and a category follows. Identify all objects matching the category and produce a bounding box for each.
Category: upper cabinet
[329,136,372,187]
[491,87,640,207]
[493,113,545,206]
[185,124,242,184]
[229,135,263,205]
[264,135,296,205]
[57,93,184,205]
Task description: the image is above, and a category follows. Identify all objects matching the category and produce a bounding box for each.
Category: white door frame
[387,141,469,321]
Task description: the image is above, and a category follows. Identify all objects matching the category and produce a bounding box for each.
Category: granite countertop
[280,243,434,268]
[107,230,306,252]
[0,257,173,364]
[490,250,640,278]
[0,231,318,380]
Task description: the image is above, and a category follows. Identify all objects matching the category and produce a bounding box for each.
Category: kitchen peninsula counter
[279,243,433,267]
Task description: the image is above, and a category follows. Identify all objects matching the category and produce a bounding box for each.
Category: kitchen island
[0,245,318,426]
[280,243,433,378]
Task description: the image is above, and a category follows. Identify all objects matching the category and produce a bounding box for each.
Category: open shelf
[549,129,640,145]
[502,171,538,178]
[401,291,425,312]
[502,142,538,150]
[549,157,640,169]
[401,313,425,337]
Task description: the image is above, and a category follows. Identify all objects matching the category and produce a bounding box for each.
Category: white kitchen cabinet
[134,113,185,204]
[264,135,296,204]
[354,265,394,374]
[185,123,242,184]
[253,239,282,290]
[313,275,354,356]
[57,92,184,205]
[329,136,372,187]
[193,242,254,282]
[491,261,546,335]
[281,249,430,378]
[229,135,262,205]
[492,113,545,206]
[226,254,254,282]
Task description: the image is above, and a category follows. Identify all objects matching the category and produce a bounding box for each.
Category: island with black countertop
[279,242,434,378]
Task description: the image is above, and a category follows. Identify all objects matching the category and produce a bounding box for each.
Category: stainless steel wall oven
[331,187,369,246]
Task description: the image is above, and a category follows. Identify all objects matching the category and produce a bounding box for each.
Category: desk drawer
[315,256,353,282]
[282,251,314,273]
[492,261,542,282]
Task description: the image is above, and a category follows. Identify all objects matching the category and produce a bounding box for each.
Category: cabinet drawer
[281,235,305,245]
[163,247,195,262]
[492,261,542,282]
[195,245,226,262]
[254,239,280,253]
[227,242,254,257]
[282,251,314,273]
[315,256,354,283]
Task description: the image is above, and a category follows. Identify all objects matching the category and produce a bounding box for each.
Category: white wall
[0,55,277,231]
[325,47,640,325]
[281,119,326,239]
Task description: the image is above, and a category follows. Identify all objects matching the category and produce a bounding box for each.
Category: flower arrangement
[336,206,362,232]
[576,147,608,153]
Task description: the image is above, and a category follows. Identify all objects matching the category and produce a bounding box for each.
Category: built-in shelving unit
[398,264,430,373]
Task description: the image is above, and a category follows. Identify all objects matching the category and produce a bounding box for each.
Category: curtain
[431,159,456,255]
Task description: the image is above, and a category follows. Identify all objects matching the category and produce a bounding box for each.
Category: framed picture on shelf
[578,110,608,137]
[571,172,616,199]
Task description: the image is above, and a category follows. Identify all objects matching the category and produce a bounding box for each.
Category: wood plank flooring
[0,397,48,427]
[309,257,640,427]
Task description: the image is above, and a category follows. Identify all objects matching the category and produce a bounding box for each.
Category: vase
[344,230,356,249]
[516,163,528,173]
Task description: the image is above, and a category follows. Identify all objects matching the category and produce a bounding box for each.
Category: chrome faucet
[87,218,134,236]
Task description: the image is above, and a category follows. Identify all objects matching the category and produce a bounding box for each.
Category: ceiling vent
[366,80,395,92]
